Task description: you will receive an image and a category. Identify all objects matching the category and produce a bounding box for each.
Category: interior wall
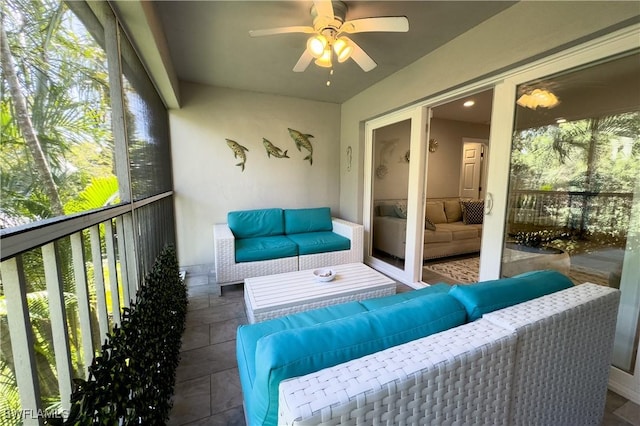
[170,82,341,267]
[427,118,490,198]
[373,120,411,201]
[339,1,640,223]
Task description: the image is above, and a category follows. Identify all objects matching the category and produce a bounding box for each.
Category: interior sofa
[214,207,363,287]
[236,270,620,425]
[373,198,483,260]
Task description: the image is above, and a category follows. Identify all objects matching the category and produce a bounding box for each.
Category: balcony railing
[0,193,175,425]
[507,189,634,236]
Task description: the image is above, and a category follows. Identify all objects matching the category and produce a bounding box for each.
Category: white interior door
[460,141,484,199]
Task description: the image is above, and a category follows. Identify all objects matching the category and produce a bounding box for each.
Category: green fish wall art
[262,138,290,159]
[226,139,249,171]
[288,128,314,165]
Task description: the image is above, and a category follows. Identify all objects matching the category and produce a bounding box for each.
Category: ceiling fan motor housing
[312,1,347,31]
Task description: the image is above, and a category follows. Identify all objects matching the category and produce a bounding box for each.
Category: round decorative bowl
[313,268,336,282]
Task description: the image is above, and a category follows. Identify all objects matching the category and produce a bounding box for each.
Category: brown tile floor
[169,271,637,425]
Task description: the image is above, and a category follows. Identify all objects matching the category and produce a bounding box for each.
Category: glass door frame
[363,107,428,285]
[481,27,640,404]
[363,24,639,402]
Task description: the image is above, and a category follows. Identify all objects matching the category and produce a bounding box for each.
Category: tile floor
[168,270,637,426]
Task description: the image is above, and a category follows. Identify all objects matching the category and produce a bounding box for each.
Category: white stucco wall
[170,83,340,267]
[339,1,640,223]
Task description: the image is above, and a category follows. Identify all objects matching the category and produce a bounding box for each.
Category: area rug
[424,256,610,286]
[424,257,479,284]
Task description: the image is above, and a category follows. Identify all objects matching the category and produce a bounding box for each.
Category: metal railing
[507,189,634,235]
[0,192,175,425]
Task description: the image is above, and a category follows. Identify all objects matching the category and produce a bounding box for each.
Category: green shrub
[55,245,187,425]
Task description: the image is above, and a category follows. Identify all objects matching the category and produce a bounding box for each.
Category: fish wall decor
[287,128,314,165]
[262,138,289,159]
[226,139,249,171]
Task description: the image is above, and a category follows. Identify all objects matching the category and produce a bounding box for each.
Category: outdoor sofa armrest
[214,223,236,274]
[332,218,363,255]
[278,319,516,425]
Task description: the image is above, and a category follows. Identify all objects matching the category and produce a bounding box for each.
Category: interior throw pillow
[394,201,408,219]
[425,216,436,231]
[378,204,397,217]
[444,200,463,223]
[461,201,484,224]
[425,201,447,224]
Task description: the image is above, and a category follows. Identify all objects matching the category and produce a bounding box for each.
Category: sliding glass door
[362,26,639,402]
[364,108,428,284]
[501,52,640,399]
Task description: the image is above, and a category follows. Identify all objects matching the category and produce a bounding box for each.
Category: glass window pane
[503,52,640,373]
[371,119,411,269]
[1,0,116,228]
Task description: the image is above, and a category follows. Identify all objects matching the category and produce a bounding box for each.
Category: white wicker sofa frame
[278,283,620,425]
[214,218,363,289]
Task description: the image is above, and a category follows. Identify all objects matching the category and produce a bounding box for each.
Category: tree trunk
[579,118,600,236]
[0,19,64,216]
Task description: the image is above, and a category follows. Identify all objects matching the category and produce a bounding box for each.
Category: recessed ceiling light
[463,100,475,107]
[556,118,567,123]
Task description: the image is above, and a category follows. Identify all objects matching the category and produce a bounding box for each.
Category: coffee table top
[244,262,396,313]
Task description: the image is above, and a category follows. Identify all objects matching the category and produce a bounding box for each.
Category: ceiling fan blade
[313,0,334,21]
[293,50,313,72]
[340,17,409,34]
[249,26,315,37]
[348,39,377,72]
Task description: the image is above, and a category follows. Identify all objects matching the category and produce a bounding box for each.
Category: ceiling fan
[249,1,409,72]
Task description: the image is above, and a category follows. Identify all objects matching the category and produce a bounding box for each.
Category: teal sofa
[237,270,578,425]
[214,207,363,288]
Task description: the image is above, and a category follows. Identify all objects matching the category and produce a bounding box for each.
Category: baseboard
[180,263,214,276]
[609,367,640,405]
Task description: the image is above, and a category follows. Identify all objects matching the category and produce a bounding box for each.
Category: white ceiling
[153,1,516,104]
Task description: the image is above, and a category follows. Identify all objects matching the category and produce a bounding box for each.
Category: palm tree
[1,0,113,224]
[1,13,63,215]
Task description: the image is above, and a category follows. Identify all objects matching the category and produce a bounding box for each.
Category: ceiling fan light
[516,88,560,109]
[314,48,333,68]
[307,35,327,58]
[334,37,353,62]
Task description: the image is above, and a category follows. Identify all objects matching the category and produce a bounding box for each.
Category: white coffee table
[244,262,396,323]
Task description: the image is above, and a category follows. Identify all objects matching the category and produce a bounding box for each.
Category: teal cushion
[285,231,350,255]
[250,293,466,425]
[360,283,451,310]
[284,207,333,234]
[234,236,297,262]
[448,269,574,321]
[236,301,367,398]
[228,208,284,238]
